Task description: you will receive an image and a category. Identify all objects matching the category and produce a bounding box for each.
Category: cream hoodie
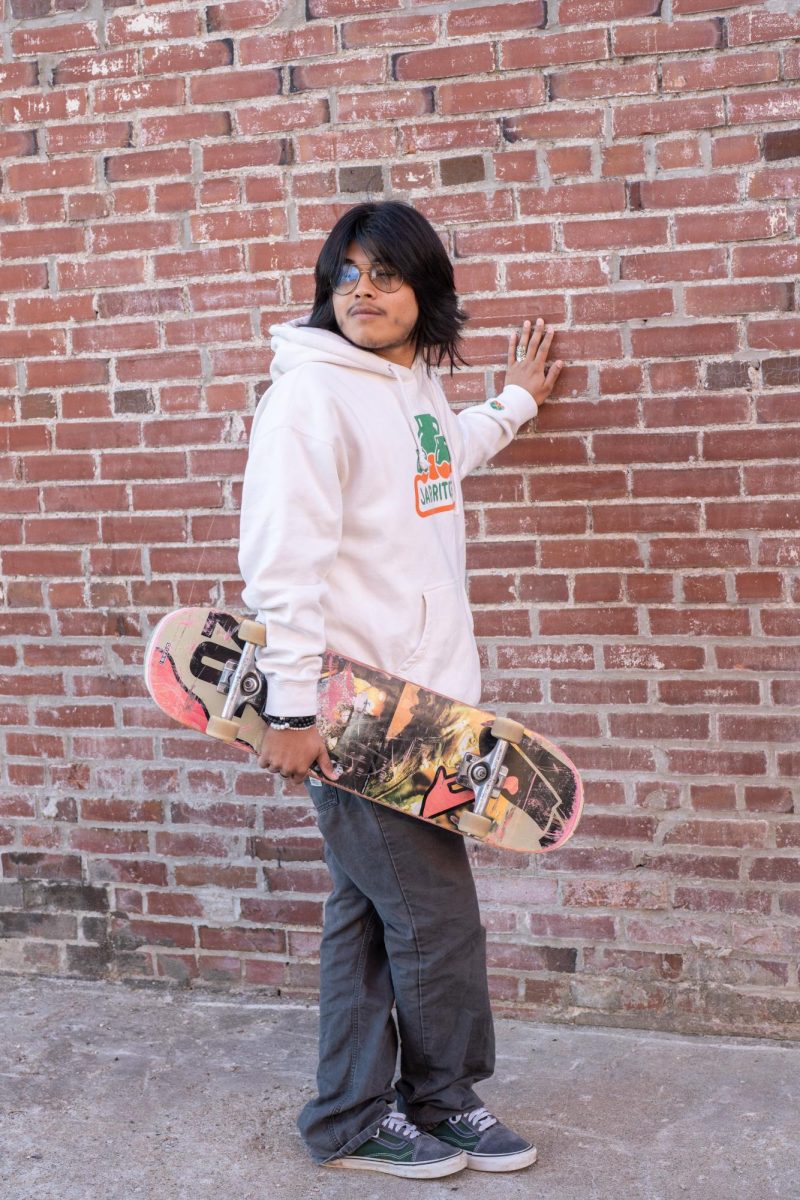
[238,318,538,714]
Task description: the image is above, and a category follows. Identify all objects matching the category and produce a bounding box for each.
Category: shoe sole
[466,1146,538,1172]
[325,1151,468,1179]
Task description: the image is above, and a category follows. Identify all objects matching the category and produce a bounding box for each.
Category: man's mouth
[350,307,384,317]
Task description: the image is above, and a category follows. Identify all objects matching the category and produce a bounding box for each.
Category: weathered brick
[1,5,797,1044]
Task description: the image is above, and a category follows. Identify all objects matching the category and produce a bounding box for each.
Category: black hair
[306,200,470,374]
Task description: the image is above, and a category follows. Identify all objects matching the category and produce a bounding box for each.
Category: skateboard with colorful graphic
[144,606,583,855]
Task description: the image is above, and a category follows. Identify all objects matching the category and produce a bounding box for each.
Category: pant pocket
[306,779,341,815]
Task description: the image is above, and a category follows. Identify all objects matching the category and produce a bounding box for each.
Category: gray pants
[298,780,495,1164]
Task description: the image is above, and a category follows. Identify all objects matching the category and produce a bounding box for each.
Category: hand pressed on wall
[504,318,563,408]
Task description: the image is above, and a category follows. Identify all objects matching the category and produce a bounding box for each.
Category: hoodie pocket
[399,581,465,678]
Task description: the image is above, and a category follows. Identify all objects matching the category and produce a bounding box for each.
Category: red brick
[753,859,800,888]
[199,926,285,953]
[174,864,257,889]
[744,787,794,814]
[649,540,751,569]
[595,504,701,534]
[686,784,733,811]
[602,644,706,671]
[539,607,639,636]
[657,679,760,706]
[663,820,768,850]
[440,76,546,117]
[502,26,604,70]
[552,62,657,102]
[562,880,668,909]
[337,86,434,123]
[719,714,800,743]
[612,95,725,139]
[341,13,436,48]
[667,750,767,778]
[70,828,149,855]
[572,573,623,603]
[496,644,595,671]
[681,575,727,604]
[394,42,493,82]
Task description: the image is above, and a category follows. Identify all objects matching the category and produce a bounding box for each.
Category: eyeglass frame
[330,261,405,296]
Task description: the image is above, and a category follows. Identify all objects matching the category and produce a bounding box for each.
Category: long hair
[306,201,470,374]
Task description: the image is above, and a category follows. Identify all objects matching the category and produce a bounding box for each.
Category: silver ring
[515,343,526,362]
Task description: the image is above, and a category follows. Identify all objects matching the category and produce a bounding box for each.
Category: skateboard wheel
[238,619,266,647]
[206,715,241,742]
[490,716,525,744]
[457,811,494,839]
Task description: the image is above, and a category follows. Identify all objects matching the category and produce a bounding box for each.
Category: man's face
[330,241,420,368]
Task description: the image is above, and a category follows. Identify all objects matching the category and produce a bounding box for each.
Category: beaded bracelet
[265,714,317,731]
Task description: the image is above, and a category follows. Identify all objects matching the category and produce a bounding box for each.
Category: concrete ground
[0,974,798,1200]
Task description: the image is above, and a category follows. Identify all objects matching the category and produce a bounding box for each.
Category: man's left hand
[504,318,563,407]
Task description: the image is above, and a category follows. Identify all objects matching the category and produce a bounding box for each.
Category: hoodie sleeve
[453,383,538,480]
[238,420,344,716]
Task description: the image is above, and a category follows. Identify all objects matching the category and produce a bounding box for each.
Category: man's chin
[341,329,389,352]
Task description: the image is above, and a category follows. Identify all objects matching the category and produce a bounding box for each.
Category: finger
[507,330,517,369]
[517,319,531,357]
[311,756,331,782]
[527,321,546,350]
[317,753,342,782]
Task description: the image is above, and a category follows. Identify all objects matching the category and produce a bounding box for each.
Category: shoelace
[380,1113,420,1139]
[451,1106,498,1132]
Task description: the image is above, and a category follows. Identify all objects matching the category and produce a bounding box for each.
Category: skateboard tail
[483,800,548,852]
[144,612,216,735]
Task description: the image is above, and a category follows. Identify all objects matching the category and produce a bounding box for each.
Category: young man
[238,200,563,1179]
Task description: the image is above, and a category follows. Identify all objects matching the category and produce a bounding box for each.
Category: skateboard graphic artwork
[144,607,583,855]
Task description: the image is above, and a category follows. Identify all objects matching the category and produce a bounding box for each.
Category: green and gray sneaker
[325,1113,467,1178]
[425,1106,537,1172]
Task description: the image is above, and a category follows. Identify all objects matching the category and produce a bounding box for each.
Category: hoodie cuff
[262,678,319,716]
[255,663,320,717]
[497,382,538,420]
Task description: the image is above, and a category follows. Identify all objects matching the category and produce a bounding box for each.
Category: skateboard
[144,606,583,855]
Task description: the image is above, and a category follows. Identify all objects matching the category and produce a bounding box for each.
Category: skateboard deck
[144,606,583,855]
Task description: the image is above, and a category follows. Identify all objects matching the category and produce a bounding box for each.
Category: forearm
[455,383,538,478]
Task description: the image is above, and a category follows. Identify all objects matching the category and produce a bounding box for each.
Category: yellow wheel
[456,811,494,839]
[206,715,241,742]
[238,619,266,646]
[490,716,525,744]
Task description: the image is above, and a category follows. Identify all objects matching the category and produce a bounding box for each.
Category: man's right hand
[257,724,337,786]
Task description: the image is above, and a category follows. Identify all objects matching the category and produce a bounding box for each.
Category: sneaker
[325,1113,467,1179]
[425,1106,537,1172]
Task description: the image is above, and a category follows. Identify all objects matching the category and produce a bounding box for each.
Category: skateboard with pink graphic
[144,606,583,855]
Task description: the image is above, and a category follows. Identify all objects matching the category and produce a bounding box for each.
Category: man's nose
[353,269,376,296]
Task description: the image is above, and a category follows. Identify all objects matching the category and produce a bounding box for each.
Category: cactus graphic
[414,414,451,471]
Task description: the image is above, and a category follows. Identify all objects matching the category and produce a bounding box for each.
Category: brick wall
[2,0,799,1040]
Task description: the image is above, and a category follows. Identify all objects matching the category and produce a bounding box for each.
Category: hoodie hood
[266,316,439,467]
[268,316,424,384]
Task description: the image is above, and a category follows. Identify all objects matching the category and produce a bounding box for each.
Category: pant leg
[298,779,495,1159]
[366,793,496,1127]
[297,782,398,1163]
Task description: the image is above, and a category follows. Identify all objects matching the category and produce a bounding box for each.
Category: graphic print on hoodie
[238,317,538,714]
[413,413,456,517]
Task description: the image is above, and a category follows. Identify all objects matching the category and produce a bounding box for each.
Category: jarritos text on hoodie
[413,413,455,518]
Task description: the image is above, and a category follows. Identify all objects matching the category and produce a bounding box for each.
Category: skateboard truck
[454,717,526,839]
[206,619,266,741]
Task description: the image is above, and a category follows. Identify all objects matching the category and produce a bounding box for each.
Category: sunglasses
[332,262,405,295]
